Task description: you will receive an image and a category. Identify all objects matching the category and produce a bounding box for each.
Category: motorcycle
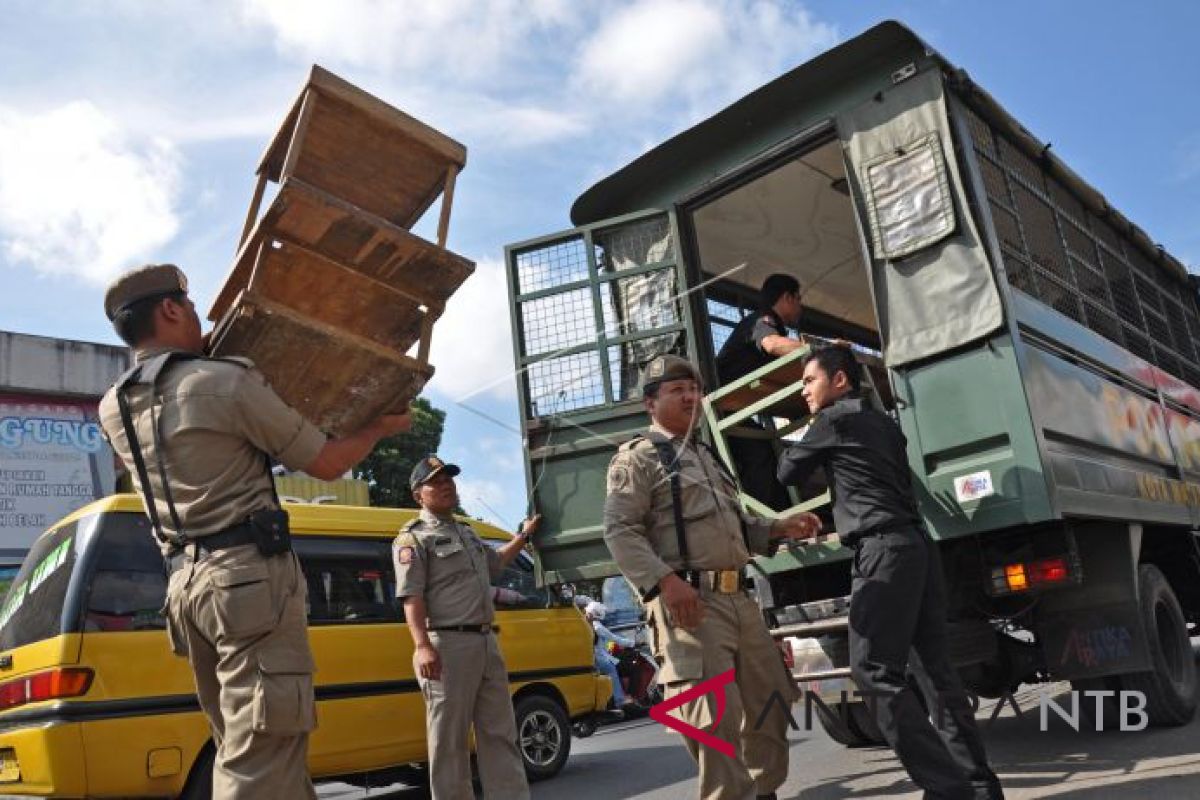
[573,637,662,738]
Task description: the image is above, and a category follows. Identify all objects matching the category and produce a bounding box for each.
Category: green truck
[504,21,1200,743]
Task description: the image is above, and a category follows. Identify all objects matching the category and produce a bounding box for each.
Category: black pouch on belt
[248,508,292,556]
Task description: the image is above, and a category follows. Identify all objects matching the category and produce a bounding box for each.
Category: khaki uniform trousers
[418,630,530,800]
[652,588,794,800]
[165,544,317,800]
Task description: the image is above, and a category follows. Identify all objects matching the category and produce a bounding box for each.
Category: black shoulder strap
[697,439,752,550]
[644,431,690,572]
[114,352,199,547]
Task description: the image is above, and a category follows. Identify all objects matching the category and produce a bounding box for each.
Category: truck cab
[506,20,1200,744]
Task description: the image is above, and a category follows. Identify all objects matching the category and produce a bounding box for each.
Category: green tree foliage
[354,397,446,508]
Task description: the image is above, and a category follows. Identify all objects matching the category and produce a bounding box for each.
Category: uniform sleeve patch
[607,464,632,493]
[395,532,417,548]
[397,546,416,565]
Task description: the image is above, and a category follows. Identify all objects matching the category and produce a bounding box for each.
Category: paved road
[318,646,1200,799]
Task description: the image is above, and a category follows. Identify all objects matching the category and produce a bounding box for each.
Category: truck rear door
[504,210,703,583]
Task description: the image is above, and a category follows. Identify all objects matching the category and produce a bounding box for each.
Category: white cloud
[575,0,725,105]
[0,102,181,282]
[427,257,518,402]
[239,0,572,82]
[573,0,837,112]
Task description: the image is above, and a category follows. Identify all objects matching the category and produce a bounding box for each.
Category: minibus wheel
[177,744,214,800]
[514,694,571,780]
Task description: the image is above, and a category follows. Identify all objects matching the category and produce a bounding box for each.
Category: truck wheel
[1121,564,1198,727]
[515,695,571,781]
[813,701,885,747]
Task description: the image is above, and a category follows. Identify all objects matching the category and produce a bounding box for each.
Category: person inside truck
[714,273,809,511]
[777,346,1004,800]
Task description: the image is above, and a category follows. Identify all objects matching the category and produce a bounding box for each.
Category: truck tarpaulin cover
[839,69,1003,366]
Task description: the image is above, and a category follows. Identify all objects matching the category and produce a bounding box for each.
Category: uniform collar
[649,421,698,446]
[134,345,191,364]
[419,507,456,527]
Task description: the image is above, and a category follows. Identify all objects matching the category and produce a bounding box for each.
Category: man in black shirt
[715,274,807,510]
[777,347,1003,800]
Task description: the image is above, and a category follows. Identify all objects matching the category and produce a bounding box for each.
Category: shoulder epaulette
[401,518,423,532]
[618,434,647,452]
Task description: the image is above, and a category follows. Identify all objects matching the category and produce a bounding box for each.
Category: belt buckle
[717,570,740,594]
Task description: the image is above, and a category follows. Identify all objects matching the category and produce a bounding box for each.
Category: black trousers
[848,528,1003,800]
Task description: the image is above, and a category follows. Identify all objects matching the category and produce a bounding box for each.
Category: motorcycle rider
[585,601,640,712]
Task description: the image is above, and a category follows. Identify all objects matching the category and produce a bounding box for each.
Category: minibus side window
[293,536,401,624]
[84,513,166,632]
[484,544,549,609]
[0,523,80,650]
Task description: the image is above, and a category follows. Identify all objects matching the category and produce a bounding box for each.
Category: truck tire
[1121,564,1198,727]
[514,694,571,781]
[813,700,885,747]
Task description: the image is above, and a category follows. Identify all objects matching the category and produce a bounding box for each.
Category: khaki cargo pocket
[162,570,188,657]
[211,561,274,640]
[649,603,704,684]
[252,645,317,736]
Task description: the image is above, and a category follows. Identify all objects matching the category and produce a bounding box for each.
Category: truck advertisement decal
[0,394,115,551]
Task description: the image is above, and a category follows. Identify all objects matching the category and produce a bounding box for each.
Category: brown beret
[640,354,701,395]
[103,263,189,321]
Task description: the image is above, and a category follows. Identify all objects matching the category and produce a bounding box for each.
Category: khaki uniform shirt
[98,346,327,549]
[603,423,774,595]
[393,509,502,626]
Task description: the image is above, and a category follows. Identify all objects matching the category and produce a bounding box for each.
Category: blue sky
[2,1,1198,529]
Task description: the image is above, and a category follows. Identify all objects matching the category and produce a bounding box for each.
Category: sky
[2,1,1198,529]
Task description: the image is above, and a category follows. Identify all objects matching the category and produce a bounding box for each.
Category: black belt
[165,522,274,572]
[429,623,498,634]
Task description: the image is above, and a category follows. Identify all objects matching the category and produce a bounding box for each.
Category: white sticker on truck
[954,470,995,504]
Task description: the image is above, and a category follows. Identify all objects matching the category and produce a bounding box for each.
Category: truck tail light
[778,639,795,671]
[990,556,1076,596]
[0,668,93,712]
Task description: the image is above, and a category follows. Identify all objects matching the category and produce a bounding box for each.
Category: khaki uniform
[604,423,794,800]
[99,346,326,800]
[393,509,530,800]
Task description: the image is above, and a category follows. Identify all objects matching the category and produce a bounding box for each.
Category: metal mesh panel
[978,154,1009,206]
[1163,299,1196,362]
[1047,176,1086,226]
[520,288,595,357]
[1145,310,1172,352]
[515,237,589,294]
[1082,302,1124,348]
[998,136,1045,192]
[1124,329,1154,363]
[964,105,995,155]
[1074,259,1114,313]
[1101,250,1144,329]
[526,352,605,416]
[1133,271,1162,316]
[1092,215,1123,255]
[1062,219,1097,267]
[974,117,1200,387]
[1032,269,1083,324]
[595,216,674,272]
[1003,252,1037,296]
[1012,183,1072,286]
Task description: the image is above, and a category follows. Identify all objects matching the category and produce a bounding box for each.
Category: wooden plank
[208,179,474,322]
[279,87,316,182]
[209,291,434,436]
[436,165,458,248]
[255,65,466,227]
[238,173,268,250]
